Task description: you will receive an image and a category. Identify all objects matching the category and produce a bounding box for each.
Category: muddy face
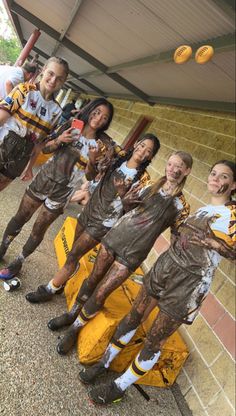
[88,105,110,131]
[165,155,190,184]
[132,139,155,164]
[208,164,236,198]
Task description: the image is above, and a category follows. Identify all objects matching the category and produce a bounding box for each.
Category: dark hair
[210,159,236,198]
[210,160,236,181]
[136,133,160,158]
[77,97,114,133]
[22,61,38,74]
[108,133,160,185]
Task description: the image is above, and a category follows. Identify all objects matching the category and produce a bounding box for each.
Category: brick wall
[84,95,236,416]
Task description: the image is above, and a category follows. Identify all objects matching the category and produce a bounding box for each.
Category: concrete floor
[0,177,191,416]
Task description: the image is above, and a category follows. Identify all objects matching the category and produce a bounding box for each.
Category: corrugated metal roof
[5,0,236,111]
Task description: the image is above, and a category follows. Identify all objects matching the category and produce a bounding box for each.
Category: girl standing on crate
[25,133,160,304]
[81,160,235,406]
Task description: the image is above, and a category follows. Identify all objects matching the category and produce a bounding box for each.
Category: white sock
[102,329,137,368]
[115,350,161,391]
[72,307,97,329]
[46,279,62,294]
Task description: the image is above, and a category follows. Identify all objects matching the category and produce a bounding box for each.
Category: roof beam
[81,32,236,79]
[8,0,151,104]
[84,92,235,113]
[52,0,83,56]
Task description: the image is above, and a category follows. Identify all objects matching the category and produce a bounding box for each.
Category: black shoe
[56,326,80,355]
[89,381,125,405]
[48,302,82,331]
[25,285,53,303]
[79,362,107,385]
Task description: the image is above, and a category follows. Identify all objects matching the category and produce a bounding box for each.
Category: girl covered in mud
[81,160,236,405]
[25,133,160,305]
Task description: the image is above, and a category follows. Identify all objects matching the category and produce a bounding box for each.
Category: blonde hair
[150,151,193,197]
[43,57,69,77]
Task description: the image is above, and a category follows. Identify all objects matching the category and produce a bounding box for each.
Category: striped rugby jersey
[0,82,62,143]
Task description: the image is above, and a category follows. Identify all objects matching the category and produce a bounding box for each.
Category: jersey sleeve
[213,202,236,248]
[0,83,35,114]
[171,193,190,235]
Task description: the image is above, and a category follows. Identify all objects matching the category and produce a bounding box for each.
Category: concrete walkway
[0,177,191,416]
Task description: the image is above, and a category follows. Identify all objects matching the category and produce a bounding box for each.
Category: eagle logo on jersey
[30,99,37,109]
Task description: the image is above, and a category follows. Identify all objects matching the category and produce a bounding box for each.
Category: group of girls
[0,57,235,407]
[0,57,116,279]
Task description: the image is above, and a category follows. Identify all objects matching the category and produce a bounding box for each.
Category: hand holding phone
[71,119,84,140]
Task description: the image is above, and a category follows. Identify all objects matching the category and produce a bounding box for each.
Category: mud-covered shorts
[0,131,34,179]
[144,250,205,324]
[26,169,73,213]
[78,208,110,241]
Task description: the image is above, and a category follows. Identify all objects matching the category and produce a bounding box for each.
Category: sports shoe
[47,302,82,331]
[89,381,125,405]
[79,362,107,385]
[56,325,80,355]
[25,285,53,303]
[0,258,23,280]
[0,267,15,280]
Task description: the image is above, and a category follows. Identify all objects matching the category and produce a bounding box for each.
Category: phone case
[71,119,84,140]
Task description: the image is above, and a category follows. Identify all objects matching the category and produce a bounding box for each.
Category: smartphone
[71,119,84,140]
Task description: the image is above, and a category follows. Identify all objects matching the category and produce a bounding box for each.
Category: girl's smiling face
[132,139,155,163]
[208,163,236,198]
[88,105,110,131]
[165,154,191,184]
[40,62,67,96]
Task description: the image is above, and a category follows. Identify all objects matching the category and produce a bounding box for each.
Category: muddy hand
[88,142,103,165]
[113,177,133,198]
[122,184,142,210]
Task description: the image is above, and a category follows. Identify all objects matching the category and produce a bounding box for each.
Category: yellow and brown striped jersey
[0,82,62,143]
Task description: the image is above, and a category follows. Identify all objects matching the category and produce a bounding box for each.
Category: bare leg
[4,206,60,277]
[56,261,131,355]
[22,206,60,258]
[78,285,154,384]
[48,244,115,331]
[0,172,12,192]
[26,228,99,304]
[89,311,181,404]
[83,260,131,316]
[0,193,42,262]
[52,230,99,287]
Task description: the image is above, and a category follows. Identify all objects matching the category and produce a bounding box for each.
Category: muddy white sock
[72,307,97,329]
[46,279,62,294]
[115,350,161,391]
[102,329,137,368]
